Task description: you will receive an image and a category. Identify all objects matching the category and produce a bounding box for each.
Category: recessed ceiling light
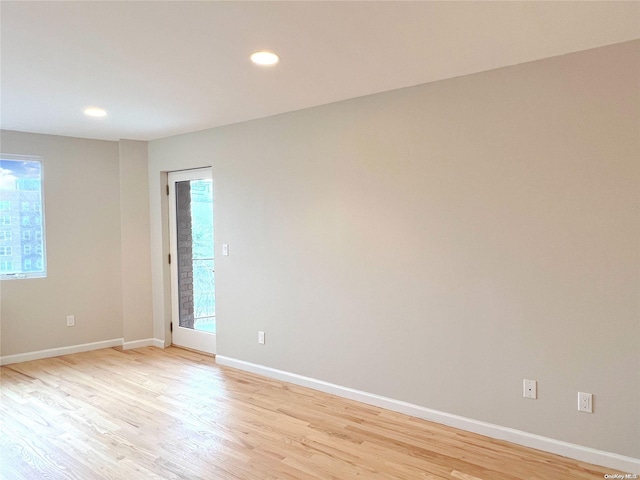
[250,51,280,66]
[83,106,108,118]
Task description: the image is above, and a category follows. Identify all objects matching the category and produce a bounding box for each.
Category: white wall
[149,41,639,459]
[0,132,154,357]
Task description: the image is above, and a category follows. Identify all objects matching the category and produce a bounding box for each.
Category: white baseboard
[1,338,167,365]
[0,338,124,366]
[216,355,640,475]
[123,338,164,350]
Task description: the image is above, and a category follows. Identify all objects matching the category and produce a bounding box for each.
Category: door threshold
[171,345,216,358]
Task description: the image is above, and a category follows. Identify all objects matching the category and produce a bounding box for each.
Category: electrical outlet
[578,392,593,413]
[258,331,265,345]
[523,379,537,399]
[66,315,75,327]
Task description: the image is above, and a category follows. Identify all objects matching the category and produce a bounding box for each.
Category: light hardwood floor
[0,347,622,479]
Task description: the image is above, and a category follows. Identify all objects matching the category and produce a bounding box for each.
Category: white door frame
[168,168,216,354]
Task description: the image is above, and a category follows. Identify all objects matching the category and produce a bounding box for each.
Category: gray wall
[149,41,639,458]
[0,132,123,353]
[119,140,154,343]
[0,132,154,355]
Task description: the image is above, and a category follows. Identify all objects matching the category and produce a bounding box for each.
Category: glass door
[168,168,216,354]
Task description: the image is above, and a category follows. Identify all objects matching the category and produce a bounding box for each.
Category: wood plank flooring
[0,347,623,479]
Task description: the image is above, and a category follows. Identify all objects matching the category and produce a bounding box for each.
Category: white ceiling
[2,1,639,142]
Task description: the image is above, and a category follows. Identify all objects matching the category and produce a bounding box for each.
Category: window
[0,155,46,279]
[0,231,10,241]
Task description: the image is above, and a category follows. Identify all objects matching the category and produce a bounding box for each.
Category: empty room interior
[1,1,639,479]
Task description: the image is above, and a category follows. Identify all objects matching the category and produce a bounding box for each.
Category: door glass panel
[175,178,215,333]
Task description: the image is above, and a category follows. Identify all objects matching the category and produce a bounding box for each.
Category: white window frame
[0,231,11,241]
[0,154,47,280]
[0,246,12,256]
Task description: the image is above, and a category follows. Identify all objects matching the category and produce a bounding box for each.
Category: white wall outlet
[66,315,75,327]
[222,244,229,256]
[258,331,265,345]
[523,379,537,399]
[578,392,593,413]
